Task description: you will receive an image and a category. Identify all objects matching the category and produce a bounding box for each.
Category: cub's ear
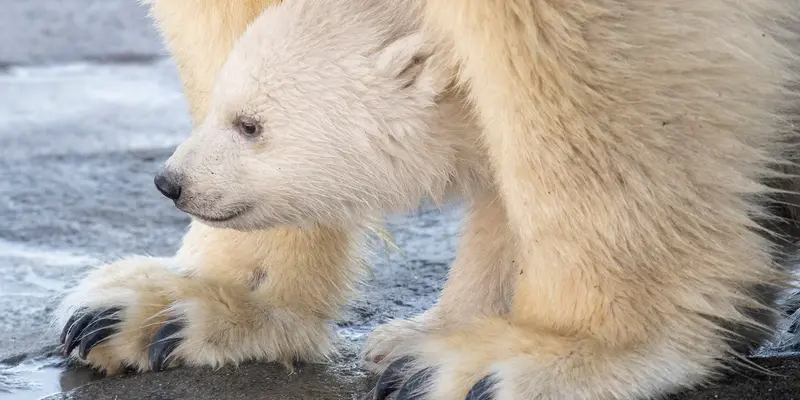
[374,32,448,94]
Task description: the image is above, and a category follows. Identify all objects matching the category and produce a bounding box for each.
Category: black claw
[465,376,495,400]
[395,367,434,400]
[148,319,185,372]
[374,356,415,400]
[60,307,88,344]
[370,359,493,400]
[78,308,122,359]
[63,312,94,356]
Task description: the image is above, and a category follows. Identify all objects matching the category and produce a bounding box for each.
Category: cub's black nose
[154,170,182,201]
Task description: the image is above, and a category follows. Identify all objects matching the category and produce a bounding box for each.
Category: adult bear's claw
[369,356,497,400]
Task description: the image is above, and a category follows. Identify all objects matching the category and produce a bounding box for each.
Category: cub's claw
[78,309,123,359]
[60,309,91,355]
[59,307,87,345]
[60,306,184,372]
[60,307,122,359]
[370,357,495,400]
[148,319,184,372]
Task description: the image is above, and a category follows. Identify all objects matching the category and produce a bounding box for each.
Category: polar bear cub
[153,0,486,231]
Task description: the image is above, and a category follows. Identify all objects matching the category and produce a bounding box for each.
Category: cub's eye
[234,116,262,137]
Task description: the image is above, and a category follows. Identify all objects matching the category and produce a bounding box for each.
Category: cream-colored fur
[55,224,365,373]
[398,0,800,398]
[55,0,371,374]
[54,0,800,399]
[158,1,484,230]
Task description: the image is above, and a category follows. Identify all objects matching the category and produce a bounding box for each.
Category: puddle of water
[0,355,102,400]
[0,359,63,400]
[0,239,104,399]
[0,238,97,295]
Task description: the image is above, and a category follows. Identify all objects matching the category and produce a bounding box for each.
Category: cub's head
[154,0,466,230]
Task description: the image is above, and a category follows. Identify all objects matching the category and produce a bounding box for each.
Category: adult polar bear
[55,0,800,399]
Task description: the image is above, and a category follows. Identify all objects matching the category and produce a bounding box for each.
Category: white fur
[162,0,486,230]
[55,0,800,398]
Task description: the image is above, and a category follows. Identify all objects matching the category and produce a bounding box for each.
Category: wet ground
[2,1,800,399]
[0,56,462,400]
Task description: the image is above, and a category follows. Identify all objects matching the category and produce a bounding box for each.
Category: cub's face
[155,11,456,231]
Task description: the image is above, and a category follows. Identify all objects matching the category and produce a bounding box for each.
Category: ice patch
[0,60,191,161]
[0,239,99,331]
[0,239,96,269]
[0,357,63,400]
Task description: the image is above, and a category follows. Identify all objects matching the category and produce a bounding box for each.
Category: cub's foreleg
[56,223,366,373]
[56,0,366,373]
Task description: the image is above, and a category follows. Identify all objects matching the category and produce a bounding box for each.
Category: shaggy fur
[54,0,800,398]
[54,0,366,374]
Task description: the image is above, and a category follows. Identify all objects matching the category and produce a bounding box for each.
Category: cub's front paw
[55,257,176,374]
[56,256,333,374]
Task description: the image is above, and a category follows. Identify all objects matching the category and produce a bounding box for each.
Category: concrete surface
[2,1,800,399]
